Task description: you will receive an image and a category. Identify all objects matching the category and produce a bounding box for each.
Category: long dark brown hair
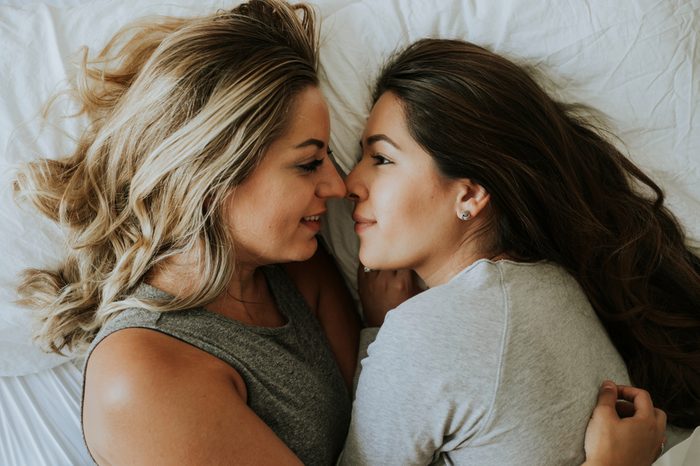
[374,38,700,427]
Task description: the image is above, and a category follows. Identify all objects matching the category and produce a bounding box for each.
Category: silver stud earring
[459,211,471,221]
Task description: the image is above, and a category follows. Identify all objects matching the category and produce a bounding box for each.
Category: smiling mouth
[300,214,323,233]
[353,216,376,234]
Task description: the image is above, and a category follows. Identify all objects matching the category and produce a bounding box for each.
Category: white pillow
[1,0,698,375]
[319,0,700,294]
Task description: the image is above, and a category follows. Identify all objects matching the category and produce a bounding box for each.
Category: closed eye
[298,158,324,173]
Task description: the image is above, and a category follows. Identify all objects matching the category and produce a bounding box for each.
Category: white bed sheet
[656,427,700,466]
[0,361,91,465]
[1,0,699,464]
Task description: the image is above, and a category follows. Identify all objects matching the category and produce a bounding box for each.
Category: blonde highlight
[14,0,319,354]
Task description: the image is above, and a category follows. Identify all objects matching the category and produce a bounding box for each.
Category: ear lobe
[454,181,490,220]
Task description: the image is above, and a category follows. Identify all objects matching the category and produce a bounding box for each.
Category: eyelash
[299,159,323,172]
[298,148,334,173]
[371,154,392,165]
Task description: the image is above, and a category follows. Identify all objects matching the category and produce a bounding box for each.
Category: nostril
[346,192,360,201]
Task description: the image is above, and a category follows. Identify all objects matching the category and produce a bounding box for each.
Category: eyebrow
[294,138,325,150]
[361,134,401,150]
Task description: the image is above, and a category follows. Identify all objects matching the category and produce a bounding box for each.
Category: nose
[316,160,347,199]
[344,163,367,202]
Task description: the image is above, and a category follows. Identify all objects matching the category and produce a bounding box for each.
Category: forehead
[260,86,330,163]
[282,86,330,137]
[363,92,409,138]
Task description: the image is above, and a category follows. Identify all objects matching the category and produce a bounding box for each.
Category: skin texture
[82,87,360,465]
[226,87,344,266]
[346,92,491,289]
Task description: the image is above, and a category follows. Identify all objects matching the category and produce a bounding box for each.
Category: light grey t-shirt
[340,259,629,466]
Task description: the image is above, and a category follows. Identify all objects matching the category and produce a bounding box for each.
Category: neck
[418,247,509,288]
[418,253,477,289]
[145,247,261,303]
[211,265,285,326]
[145,248,202,298]
[221,262,262,303]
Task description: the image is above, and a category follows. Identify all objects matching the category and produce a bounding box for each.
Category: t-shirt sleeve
[338,299,502,466]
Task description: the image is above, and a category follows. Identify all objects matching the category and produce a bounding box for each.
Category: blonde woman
[14,1,664,464]
[15,1,359,464]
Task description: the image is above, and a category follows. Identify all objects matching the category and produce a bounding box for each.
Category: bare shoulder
[84,328,244,405]
[84,328,301,465]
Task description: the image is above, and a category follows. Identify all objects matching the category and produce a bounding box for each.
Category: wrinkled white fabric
[654,427,700,466]
[0,360,92,465]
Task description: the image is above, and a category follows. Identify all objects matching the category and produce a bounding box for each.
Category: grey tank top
[83,265,351,466]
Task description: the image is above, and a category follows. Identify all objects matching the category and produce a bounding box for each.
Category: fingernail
[601,380,615,390]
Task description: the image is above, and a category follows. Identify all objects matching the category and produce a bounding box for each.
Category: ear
[453,179,490,221]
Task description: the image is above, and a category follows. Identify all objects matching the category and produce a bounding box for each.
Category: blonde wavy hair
[13,0,319,355]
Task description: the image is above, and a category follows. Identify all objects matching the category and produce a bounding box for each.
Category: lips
[353,213,376,233]
[300,211,325,233]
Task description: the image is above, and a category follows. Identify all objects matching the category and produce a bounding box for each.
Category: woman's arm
[83,328,303,465]
[284,242,361,390]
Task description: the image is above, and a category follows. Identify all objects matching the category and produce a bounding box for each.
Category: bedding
[0,0,698,464]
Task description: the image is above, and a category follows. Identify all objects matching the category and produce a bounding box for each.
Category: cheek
[256,189,310,237]
[384,187,448,239]
[227,193,286,236]
[383,181,428,219]
[256,201,296,232]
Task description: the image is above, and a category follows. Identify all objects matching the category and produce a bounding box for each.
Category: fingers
[654,407,667,432]
[594,381,662,421]
[616,385,655,418]
[615,400,636,419]
[616,385,667,442]
[593,380,619,416]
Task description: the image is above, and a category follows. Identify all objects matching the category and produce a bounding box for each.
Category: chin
[358,249,384,270]
[360,249,411,271]
[289,236,319,262]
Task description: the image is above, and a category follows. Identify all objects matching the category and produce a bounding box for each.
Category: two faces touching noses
[245,84,480,281]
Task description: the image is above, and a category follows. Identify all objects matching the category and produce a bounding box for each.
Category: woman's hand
[357,266,422,327]
[583,381,666,466]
